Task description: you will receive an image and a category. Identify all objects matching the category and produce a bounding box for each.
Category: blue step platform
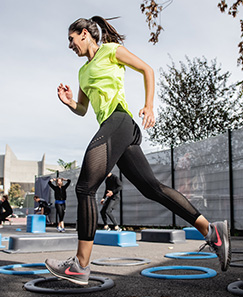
[141,229,186,244]
[0,234,5,248]
[94,230,138,247]
[26,215,46,233]
[183,227,204,240]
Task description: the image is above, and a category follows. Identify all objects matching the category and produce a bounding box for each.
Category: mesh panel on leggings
[159,183,200,223]
[77,195,98,240]
[76,142,108,240]
[76,142,107,195]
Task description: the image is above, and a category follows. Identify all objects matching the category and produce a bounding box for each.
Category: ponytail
[69,16,125,44]
[90,16,125,44]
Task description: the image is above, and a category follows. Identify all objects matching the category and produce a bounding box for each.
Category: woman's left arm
[116,46,155,129]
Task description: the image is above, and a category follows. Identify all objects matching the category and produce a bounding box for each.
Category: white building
[0,144,65,194]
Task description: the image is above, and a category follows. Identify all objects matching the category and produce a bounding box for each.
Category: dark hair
[69,16,125,44]
[3,195,8,201]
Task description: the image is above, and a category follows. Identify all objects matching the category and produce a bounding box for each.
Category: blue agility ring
[141,265,217,279]
[165,252,217,260]
[0,263,49,275]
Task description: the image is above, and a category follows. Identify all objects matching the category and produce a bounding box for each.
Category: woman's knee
[106,207,113,215]
[75,181,97,198]
[100,208,106,216]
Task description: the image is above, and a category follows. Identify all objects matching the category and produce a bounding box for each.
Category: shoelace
[59,257,75,267]
[199,241,219,256]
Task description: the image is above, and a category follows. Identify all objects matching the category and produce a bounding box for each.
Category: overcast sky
[0,0,242,166]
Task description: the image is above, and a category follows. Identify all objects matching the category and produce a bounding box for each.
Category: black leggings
[55,203,66,222]
[0,200,13,223]
[76,111,201,241]
[100,198,120,226]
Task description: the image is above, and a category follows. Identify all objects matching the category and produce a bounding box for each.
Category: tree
[8,184,25,207]
[47,159,77,174]
[57,159,77,170]
[218,0,243,70]
[147,56,243,147]
[140,0,164,44]
[140,0,243,70]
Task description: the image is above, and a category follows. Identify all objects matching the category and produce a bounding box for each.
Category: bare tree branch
[140,0,243,70]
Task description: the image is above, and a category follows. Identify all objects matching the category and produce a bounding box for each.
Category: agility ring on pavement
[227,280,243,295]
[141,265,217,280]
[92,257,151,266]
[164,252,217,260]
[0,263,49,275]
[24,276,114,294]
[230,259,243,268]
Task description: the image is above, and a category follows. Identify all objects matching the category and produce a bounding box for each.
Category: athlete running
[45,16,231,285]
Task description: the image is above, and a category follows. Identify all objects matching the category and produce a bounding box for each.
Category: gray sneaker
[200,220,231,271]
[45,256,90,285]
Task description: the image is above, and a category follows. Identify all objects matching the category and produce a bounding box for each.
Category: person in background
[33,195,52,223]
[0,195,13,227]
[48,178,71,232]
[100,172,122,231]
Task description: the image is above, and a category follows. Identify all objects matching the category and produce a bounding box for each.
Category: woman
[48,178,71,232]
[45,16,231,285]
[100,172,122,231]
[0,195,13,226]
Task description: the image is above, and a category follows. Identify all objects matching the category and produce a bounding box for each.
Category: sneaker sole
[45,262,89,286]
[222,220,231,272]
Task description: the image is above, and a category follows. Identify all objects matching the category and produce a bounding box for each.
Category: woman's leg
[117,144,231,271]
[100,202,109,226]
[55,204,61,228]
[105,199,119,227]
[60,204,66,229]
[117,144,204,228]
[75,112,137,266]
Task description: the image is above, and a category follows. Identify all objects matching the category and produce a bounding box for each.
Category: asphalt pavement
[0,222,242,297]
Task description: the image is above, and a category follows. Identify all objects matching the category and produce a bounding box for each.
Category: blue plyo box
[26,215,46,233]
[0,234,5,248]
[183,227,204,240]
[94,230,138,247]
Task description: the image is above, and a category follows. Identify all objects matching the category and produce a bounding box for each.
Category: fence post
[171,145,176,227]
[119,170,123,226]
[228,129,235,235]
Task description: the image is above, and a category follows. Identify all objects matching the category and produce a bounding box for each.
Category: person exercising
[0,195,13,227]
[48,178,71,232]
[33,195,52,223]
[100,172,122,231]
[45,16,231,285]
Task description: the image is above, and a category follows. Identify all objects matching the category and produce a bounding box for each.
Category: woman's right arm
[57,83,89,116]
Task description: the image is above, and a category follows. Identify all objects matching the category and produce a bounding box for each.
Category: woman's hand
[115,46,155,130]
[57,83,73,106]
[139,106,155,129]
[106,190,113,197]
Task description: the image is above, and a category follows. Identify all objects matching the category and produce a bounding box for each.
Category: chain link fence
[35,128,243,232]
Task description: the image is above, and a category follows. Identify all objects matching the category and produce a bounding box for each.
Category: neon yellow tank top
[78,43,133,125]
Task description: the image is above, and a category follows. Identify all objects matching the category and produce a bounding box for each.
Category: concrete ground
[0,222,242,297]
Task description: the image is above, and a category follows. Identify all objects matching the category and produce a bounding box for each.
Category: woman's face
[68,30,86,57]
[57,179,63,186]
